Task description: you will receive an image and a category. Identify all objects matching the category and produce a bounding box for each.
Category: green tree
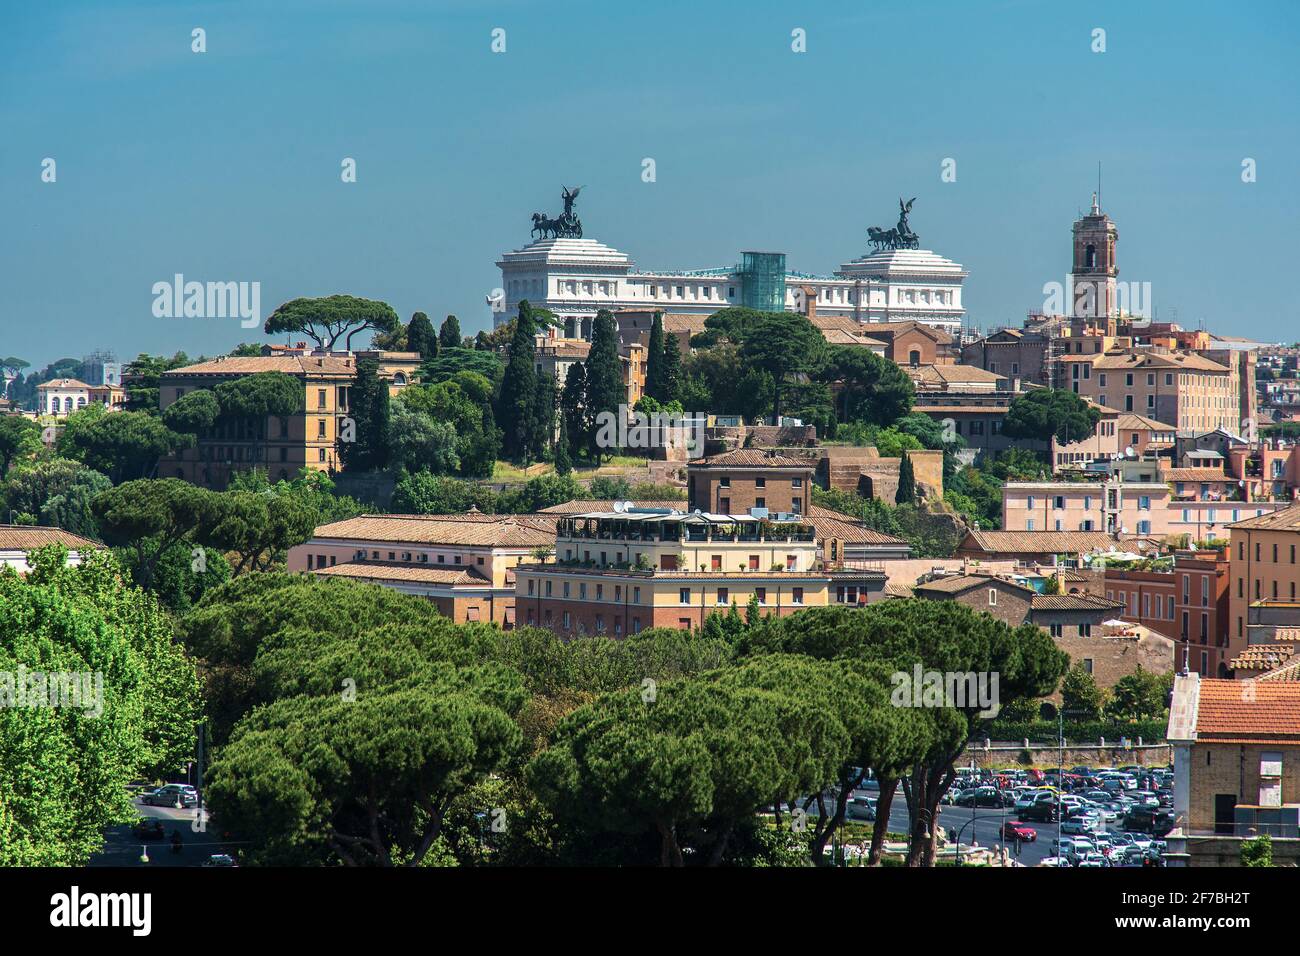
[392,473,498,515]
[1003,389,1101,446]
[121,352,196,414]
[161,388,220,435]
[896,453,917,504]
[65,410,191,484]
[1104,667,1172,721]
[0,416,41,476]
[92,478,222,590]
[497,301,540,463]
[583,311,623,461]
[560,362,589,463]
[738,312,825,422]
[1241,834,1273,867]
[420,347,504,388]
[554,417,573,476]
[0,547,201,864]
[206,489,318,574]
[1060,661,1104,721]
[821,346,915,427]
[339,359,391,472]
[389,398,460,475]
[2,458,112,539]
[406,312,438,359]
[263,295,400,351]
[645,312,666,401]
[661,333,682,406]
[439,314,463,350]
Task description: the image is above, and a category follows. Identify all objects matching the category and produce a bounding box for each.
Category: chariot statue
[867,197,920,251]
[530,185,585,240]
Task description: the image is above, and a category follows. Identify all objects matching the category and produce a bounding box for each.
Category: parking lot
[844,764,1174,867]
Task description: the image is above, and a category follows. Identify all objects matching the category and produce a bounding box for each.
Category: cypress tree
[645,312,665,401]
[496,302,538,463]
[533,372,556,464]
[561,362,588,464]
[406,312,438,359]
[661,333,682,405]
[895,452,917,505]
[554,416,573,475]
[341,358,390,472]
[439,314,463,350]
[583,310,622,461]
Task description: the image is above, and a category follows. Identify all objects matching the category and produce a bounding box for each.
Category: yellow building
[158,355,357,488]
[514,507,884,636]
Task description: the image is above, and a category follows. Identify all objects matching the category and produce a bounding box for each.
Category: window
[562,612,571,630]
[1049,624,1063,637]
[317,389,327,409]
[1260,752,1283,807]
[755,477,765,488]
[791,587,804,605]
[1027,519,1037,531]
[988,588,997,606]
[679,588,690,605]
[1027,496,1036,510]
[716,588,729,605]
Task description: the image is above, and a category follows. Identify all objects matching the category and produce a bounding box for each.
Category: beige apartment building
[1002,480,1172,537]
[1060,349,1241,434]
[1228,505,1300,658]
[514,508,885,637]
[158,355,356,488]
[287,511,558,627]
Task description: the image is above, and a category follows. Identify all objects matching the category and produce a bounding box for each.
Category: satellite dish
[612,500,629,513]
[1124,446,1135,458]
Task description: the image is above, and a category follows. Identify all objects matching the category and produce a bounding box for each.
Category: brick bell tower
[1070,192,1118,329]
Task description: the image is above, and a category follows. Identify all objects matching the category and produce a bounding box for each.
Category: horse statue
[867,226,897,251]
[530,187,586,240]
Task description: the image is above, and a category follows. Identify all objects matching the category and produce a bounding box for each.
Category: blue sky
[2,0,1297,370]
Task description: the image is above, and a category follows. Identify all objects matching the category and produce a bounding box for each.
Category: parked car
[1001,821,1037,842]
[203,854,238,867]
[847,796,876,821]
[142,784,198,808]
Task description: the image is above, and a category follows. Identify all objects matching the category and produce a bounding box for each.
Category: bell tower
[1070,192,1118,327]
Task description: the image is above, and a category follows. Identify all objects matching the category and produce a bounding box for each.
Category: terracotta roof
[1163,468,1230,482]
[662,314,707,334]
[163,356,357,377]
[0,525,101,552]
[961,529,1127,554]
[1229,505,1300,531]
[883,582,915,598]
[858,320,952,343]
[803,505,910,547]
[309,513,556,548]
[1031,593,1124,612]
[1257,657,1300,683]
[36,378,92,390]
[691,449,812,469]
[312,562,491,586]
[914,573,1035,597]
[1117,413,1176,432]
[538,498,686,514]
[1195,678,1300,740]
[1092,351,1229,373]
[906,364,1000,386]
[1229,644,1296,672]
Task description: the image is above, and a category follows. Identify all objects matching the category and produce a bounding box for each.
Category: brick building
[1229,505,1300,664]
[1166,673,1300,866]
[688,449,813,516]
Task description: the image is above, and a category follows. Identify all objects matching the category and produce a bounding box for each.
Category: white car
[1037,855,1071,867]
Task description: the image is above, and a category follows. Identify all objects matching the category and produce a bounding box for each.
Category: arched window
[393,372,407,386]
[1085,243,1097,269]
[909,349,921,367]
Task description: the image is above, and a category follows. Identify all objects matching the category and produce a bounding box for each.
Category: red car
[1001,821,1038,842]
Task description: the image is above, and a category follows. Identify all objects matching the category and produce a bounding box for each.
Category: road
[89,793,236,868]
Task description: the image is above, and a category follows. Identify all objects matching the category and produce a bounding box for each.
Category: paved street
[89,794,235,868]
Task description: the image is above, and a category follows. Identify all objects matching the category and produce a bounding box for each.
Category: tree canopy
[263,295,401,352]
[1002,388,1101,445]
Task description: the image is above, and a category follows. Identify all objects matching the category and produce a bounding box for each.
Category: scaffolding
[737,251,786,312]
